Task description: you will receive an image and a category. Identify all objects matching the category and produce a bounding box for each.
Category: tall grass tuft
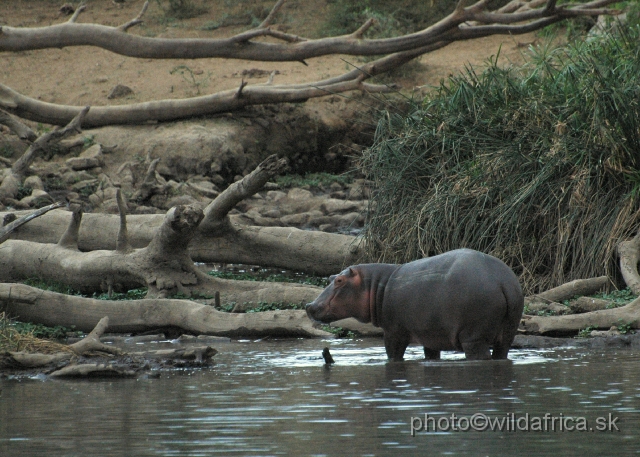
[360,26,640,294]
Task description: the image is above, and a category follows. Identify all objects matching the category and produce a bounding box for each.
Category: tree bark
[0,283,331,338]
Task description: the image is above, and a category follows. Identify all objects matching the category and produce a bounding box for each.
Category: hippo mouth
[305,302,334,324]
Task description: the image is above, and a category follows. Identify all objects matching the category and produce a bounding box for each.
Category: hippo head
[305,266,370,324]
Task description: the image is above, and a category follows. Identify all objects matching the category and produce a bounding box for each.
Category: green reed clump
[360,27,640,294]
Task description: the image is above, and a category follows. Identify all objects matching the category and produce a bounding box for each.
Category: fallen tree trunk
[0,204,321,304]
[525,276,609,305]
[0,283,331,338]
[0,209,361,275]
[520,296,640,336]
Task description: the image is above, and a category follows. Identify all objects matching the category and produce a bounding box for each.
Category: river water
[1,338,639,456]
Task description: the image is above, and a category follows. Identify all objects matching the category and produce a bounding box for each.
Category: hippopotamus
[306,249,523,361]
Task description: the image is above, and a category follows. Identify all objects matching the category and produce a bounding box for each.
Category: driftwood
[0,0,620,126]
[0,201,321,304]
[68,316,122,356]
[520,297,640,335]
[0,154,362,275]
[1,316,220,376]
[0,155,330,301]
[0,283,331,338]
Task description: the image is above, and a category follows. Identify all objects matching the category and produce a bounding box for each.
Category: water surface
[1,338,639,456]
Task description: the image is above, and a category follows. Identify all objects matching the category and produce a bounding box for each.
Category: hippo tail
[492,281,525,359]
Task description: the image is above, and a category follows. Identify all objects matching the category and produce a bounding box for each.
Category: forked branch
[0,1,619,60]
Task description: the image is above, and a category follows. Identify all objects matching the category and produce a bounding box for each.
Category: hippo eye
[334,276,344,286]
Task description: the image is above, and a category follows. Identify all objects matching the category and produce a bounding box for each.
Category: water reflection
[1,339,639,456]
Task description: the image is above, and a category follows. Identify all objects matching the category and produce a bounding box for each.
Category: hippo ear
[346,267,355,277]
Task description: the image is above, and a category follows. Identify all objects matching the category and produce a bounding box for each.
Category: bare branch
[131,157,161,202]
[0,0,619,60]
[118,0,149,32]
[200,155,288,232]
[68,4,86,23]
[57,207,82,250]
[0,40,438,128]
[115,189,132,254]
[235,79,248,98]
[259,0,286,28]
[69,316,123,356]
[0,202,65,244]
[351,18,376,39]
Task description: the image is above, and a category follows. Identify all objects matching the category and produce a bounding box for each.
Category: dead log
[0,209,361,275]
[0,154,362,275]
[0,202,321,304]
[0,66,393,127]
[525,276,609,305]
[520,296,640,335]
[131,346,218,363]
[569,296,611,313]
[0,283,331,338]
[0,156,327,301]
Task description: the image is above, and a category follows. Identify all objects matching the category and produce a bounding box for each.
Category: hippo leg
[384,332,411,362]
[491,342,510,360]
[461,341,491,360]
[423,348,441,360]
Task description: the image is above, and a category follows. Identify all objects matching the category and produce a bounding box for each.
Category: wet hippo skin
[306,249,524,361]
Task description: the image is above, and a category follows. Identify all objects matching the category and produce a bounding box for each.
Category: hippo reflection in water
[306,249,524,361]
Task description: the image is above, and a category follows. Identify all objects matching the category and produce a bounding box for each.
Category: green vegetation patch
[208,268,330,288]
[361,26,640,295]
